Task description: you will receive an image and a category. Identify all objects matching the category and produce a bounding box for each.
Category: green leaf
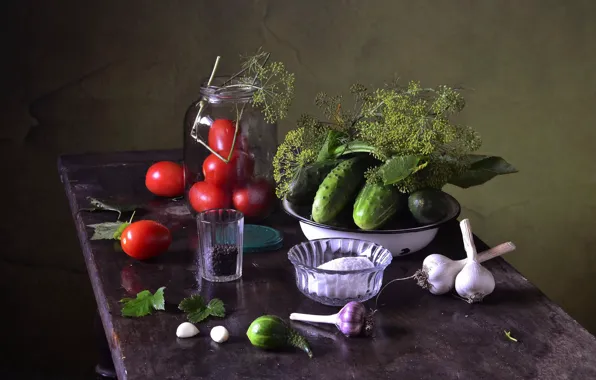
[379,155,428,185]
[448,155,518,189]
[178,295,226,323]
[187,308,212,324]
[87,222,126,240]
[120,287,166,318]
[150,287,166,311]
[112,223,130,240]
[206,298,226,318]
[316,130,345,162]
[178,295,206,313]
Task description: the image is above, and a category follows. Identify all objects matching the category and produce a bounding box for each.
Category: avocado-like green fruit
[408,189,449,224]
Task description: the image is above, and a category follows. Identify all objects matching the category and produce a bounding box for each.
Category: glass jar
[183,76,278,221]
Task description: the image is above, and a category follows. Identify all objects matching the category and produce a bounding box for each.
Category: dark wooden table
[59,150,596,380]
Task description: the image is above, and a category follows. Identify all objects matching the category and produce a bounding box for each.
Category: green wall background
[2,0,595,376]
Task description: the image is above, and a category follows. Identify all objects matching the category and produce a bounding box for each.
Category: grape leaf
[178,295,226,323]
[87,222,126,240]
[379,155,428,185]
[448,155,518,188]
[120,287,166,317]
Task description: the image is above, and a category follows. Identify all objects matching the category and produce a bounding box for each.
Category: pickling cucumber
[286,160,343,205]
[246,315,313,358]
[353,182,404,230]
[312,157,367,224]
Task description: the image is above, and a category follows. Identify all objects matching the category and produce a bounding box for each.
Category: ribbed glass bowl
[287,238,393,306]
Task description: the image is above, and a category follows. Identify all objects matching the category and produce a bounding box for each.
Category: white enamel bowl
[282,193,461,257]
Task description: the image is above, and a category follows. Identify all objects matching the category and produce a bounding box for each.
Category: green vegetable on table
[120,287,165,317]
[246,315,313,358]
[178,295,226,323]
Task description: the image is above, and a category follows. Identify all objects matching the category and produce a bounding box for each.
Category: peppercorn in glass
[197,209,244,282]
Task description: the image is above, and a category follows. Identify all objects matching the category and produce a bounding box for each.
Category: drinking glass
[197,209,244,282]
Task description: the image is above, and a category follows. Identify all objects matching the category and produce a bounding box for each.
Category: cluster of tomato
[123,120,273,262]
[187,118,273,219]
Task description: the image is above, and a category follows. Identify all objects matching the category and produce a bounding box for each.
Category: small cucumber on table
[312,157,367,224]
[286,159,343,205]
[353,182,404,230]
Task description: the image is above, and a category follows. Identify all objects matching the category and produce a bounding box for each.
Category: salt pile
[308,257,374,299]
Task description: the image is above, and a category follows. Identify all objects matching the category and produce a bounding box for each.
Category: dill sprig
[272,120,329,198]
[273,78,485,196]
[237,48,295,124]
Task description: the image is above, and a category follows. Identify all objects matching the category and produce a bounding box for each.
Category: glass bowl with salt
[287,238,393,306]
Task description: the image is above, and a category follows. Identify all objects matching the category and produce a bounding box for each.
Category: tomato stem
[128,210,136,223]
[196,139,230,163]
[207,56,221,87]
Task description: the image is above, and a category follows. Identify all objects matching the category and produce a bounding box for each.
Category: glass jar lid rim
[199,75,259,101]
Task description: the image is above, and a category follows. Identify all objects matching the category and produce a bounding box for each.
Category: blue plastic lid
[243,224,284,253]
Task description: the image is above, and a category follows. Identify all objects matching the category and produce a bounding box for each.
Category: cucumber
[353,182,403,230]
[311,157,367,224]
[286,160,343,205]
[246,315,313,358]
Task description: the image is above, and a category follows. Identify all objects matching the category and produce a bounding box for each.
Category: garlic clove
[210,325,229,343]
[176,322,199,338]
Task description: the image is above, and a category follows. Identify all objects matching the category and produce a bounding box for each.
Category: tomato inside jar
[182,76,278,221]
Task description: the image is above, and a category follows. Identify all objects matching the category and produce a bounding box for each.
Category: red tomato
[232,178,273,218]
[208,119,236,154]
[203,151,254,188]
[120,220,172,260]
[188,181,230,212]
[145,161,184,197]
[208,119,250,153]
[236,134,250,152]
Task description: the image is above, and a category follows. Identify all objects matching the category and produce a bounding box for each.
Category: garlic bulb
[376,235,514,307]
[418,241,515,295]
[455,219,496,303]
[290,301,370,337]
[421,254,467,295]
